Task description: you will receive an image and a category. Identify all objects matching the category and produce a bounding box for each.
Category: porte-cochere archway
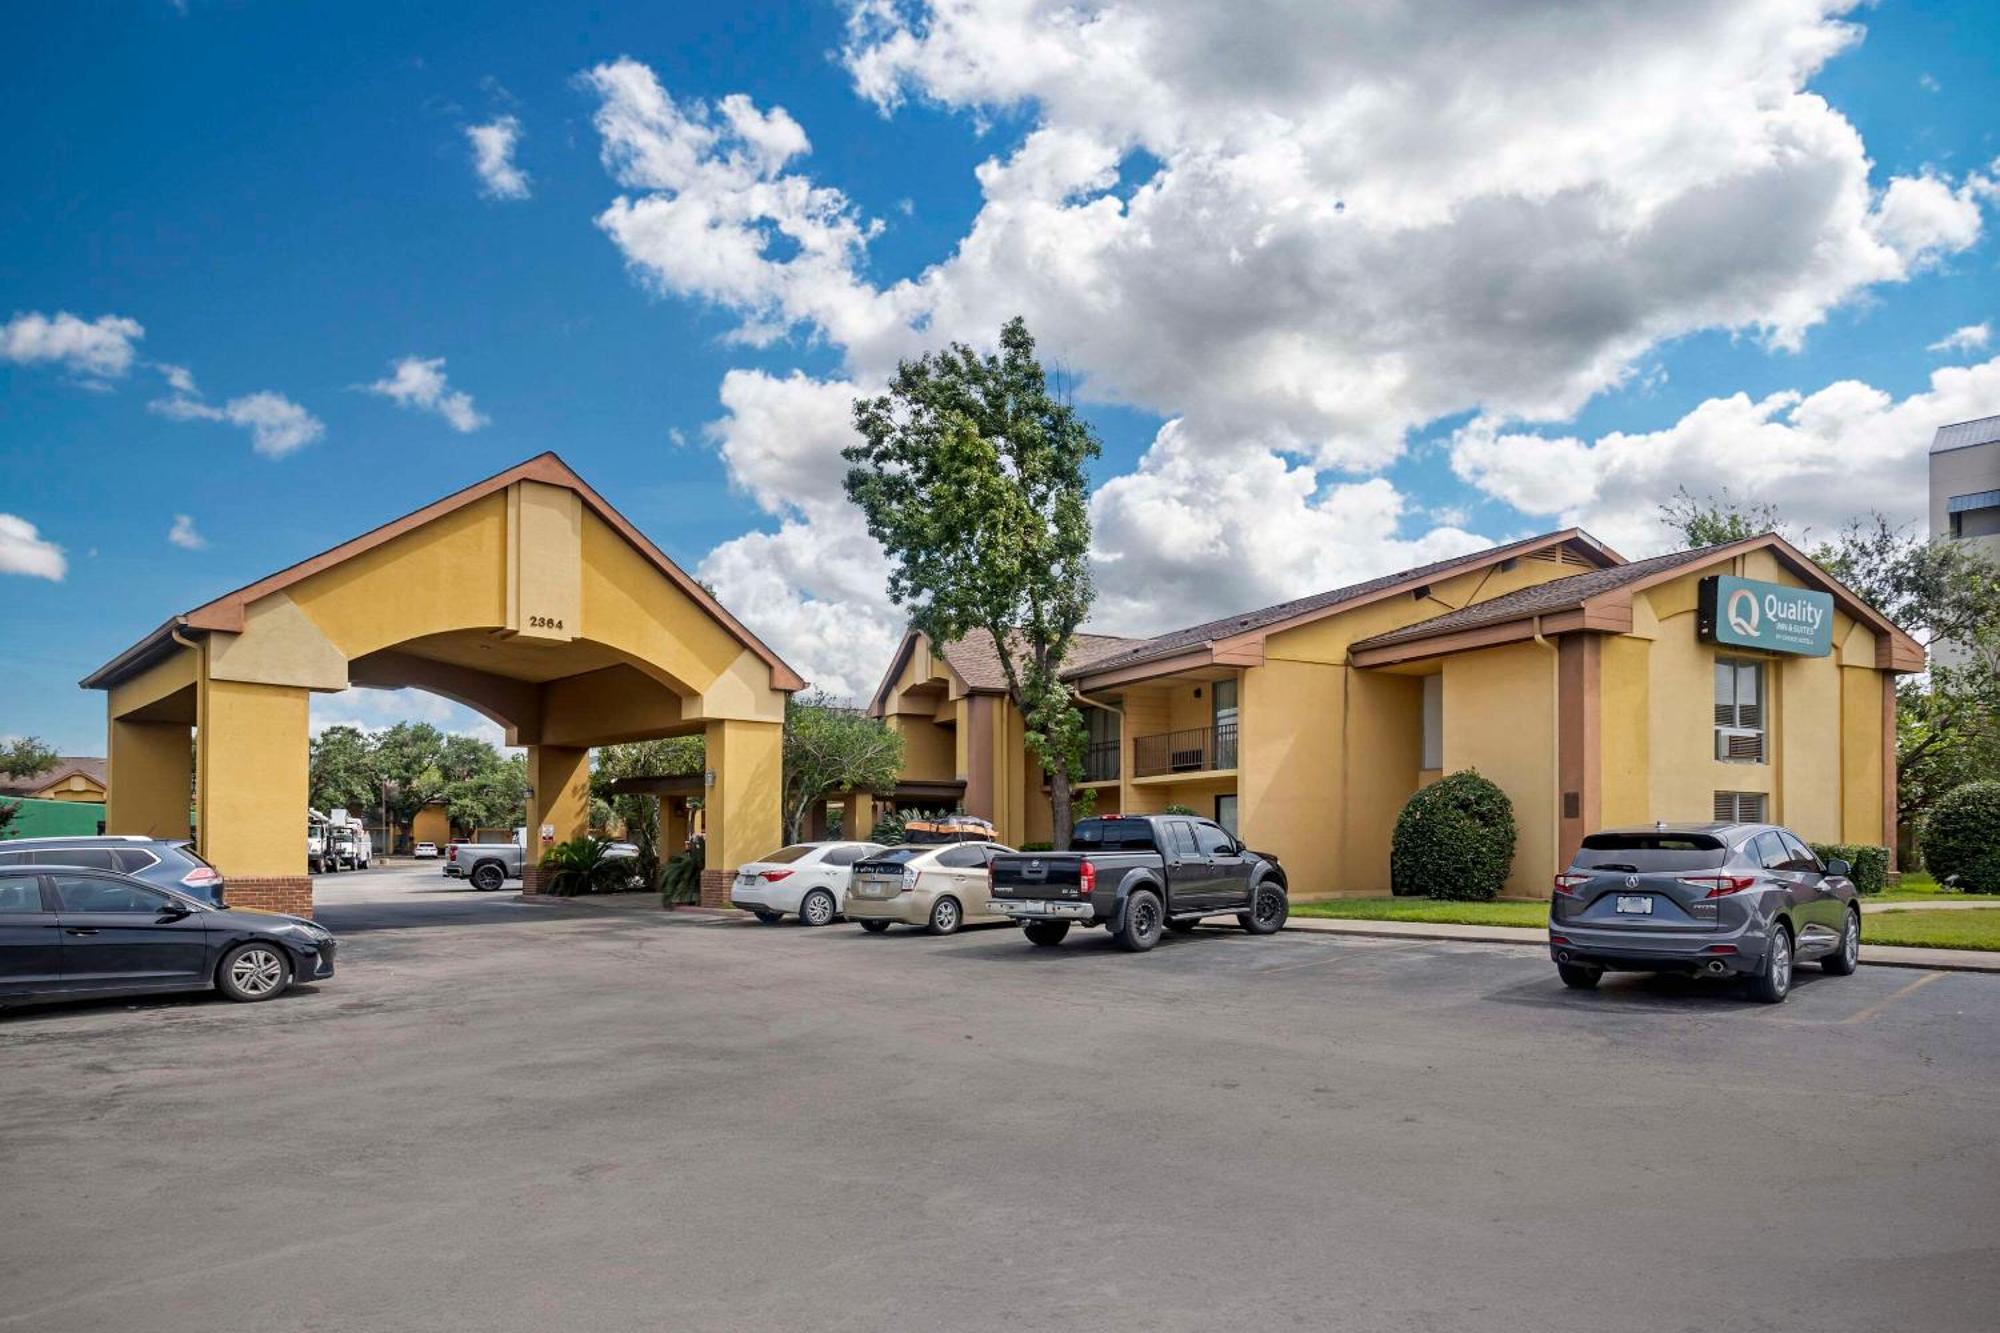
[81,453,803,916]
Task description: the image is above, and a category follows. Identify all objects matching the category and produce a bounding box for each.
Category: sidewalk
[1278,914,2000,973]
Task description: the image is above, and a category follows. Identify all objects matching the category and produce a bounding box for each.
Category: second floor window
[1714,658,1766,763]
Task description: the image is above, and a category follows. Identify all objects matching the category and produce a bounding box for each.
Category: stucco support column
[1882,674,1899,872]
[108,716,193,841]
[964,695,997,820]
[838,791,875,841]
[1556,635,1602,870]
[197,677,313,916]
[524,745,590,893]
[660,795,690,859]
[701,718,782,908]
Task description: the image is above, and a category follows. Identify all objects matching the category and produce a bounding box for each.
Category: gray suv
[1549,822,1860,1003]
[0,836,226,905]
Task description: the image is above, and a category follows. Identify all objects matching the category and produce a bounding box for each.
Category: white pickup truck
[444,831,527,891]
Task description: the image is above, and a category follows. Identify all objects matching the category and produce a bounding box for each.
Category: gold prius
[844,841,1014,935]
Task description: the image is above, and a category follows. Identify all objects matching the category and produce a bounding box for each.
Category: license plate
[1615,895,1653,915]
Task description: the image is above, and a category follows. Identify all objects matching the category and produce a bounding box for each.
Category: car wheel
[1822,907,1861,976]
[1557,962,1602,990]
[1115,889,1164,952]
[1747,922,1794,1003]
[471,862,505,892]
[927,896,962,935]
[1023,920,1070,946]
[1166,919,1200,934]
[216,942,292,1002]
[800,889,837,927]
[858,919,892,934]
[752,910,783,924]
[1238,880,1288,935]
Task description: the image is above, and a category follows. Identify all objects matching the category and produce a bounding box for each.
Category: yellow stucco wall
[1598,634,1652,826]
[1340,669,1425,894]
[1441,642,1558,896]
[197,676,310,878]
[1236,659,1341,894]
[107,717,192,840]
[411,805,451,847]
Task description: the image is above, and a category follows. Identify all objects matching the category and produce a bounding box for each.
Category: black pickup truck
[987,814,1288,951]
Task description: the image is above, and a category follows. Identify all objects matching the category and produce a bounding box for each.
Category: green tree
[781,691,904,843]
[444,752,529,833]
[847,316,1101,848]
[0,736,59,781]
[372,722,449,824]
[308,725,378,814]
[1659,486,1785,548]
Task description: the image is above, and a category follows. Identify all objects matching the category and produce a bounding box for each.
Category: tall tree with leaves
[308,725,378,814]
[780,692,904,843]
[847,317,1102,847]
[0,735,60,839]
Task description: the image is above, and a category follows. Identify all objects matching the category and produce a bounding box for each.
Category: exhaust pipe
[1706,959,1728,975]
[1556,950,1572,964]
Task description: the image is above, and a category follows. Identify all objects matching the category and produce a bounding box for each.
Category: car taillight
[759,869,793,882]
[1553,872,1590,895]
[1079,859,1096,895]
[1680,874,1757,898]
[181,867,220,888]
[448,846,458,861]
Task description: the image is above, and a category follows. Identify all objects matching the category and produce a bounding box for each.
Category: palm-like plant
[540,837,625,897]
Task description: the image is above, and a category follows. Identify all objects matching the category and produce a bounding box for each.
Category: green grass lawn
[1293,898,1547,928]
[1876,872,2000,903]
[1863,909,2000,953]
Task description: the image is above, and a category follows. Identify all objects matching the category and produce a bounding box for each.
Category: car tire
[1023,920,1070,946]
[470,862,505,892]
[1115,889,1164,952]
[1557,962,1602,990]
[1166,919,1201,934]
[216,942,292,1002]
[1237,880,1288,935]
[927,896,962,935]
[1746,922,1794,1004]
[799,889,837,927]
[858,919,892,934]
[1822,907,1860,976]
[752,910,783,925]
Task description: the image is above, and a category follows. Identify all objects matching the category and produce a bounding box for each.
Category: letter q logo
[1726,588,1760,637]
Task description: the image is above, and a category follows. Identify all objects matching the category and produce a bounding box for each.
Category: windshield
[1071,819,1158,852]
[1575,832,1727,872]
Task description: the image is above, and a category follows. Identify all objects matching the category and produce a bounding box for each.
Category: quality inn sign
[1698,575,1834,657]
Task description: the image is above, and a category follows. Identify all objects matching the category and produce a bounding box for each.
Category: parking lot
[3,861,1997,1333]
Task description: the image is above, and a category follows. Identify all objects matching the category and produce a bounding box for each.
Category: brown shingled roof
[1064,529,1618,681]
[1350,545,1723,650]
[937,627,1146,692]
[0,756,109,797]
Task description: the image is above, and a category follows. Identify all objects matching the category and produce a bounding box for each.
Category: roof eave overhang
[1349,608,1617,668]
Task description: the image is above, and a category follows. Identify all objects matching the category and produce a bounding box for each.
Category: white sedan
[729,841,886,926]
[412,842,439,859]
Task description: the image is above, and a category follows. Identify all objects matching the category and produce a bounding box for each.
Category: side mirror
[158,899,193,918]
[1824,858,1851,878]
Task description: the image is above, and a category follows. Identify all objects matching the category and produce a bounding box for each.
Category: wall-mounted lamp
[703,769,716,788]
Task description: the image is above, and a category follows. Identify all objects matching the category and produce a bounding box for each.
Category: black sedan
[0,864,336,1008]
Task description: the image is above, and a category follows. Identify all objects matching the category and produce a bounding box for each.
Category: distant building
[1929,415,2000,666]
[0,755,108,804]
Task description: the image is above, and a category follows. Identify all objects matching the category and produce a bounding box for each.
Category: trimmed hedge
[1390,770,1517,902]
[1921,780,2000,894]
[1809,842,1888,896]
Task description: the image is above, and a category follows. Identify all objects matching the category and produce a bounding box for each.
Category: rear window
[1071,819,1159,852]
[1575,832,1727,872]
[761,845,816,865]
[860,847,926,866]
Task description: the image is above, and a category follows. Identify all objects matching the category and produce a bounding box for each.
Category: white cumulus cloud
[364,355,488,432]
[2,311,144,381]
[467,116,531,201]
[167,514,207,550]
[0,514,67,580]
[152,381,327,457]
[1449,355,2000,555]
[1929,323,1991,355]
[581,3,2000,681]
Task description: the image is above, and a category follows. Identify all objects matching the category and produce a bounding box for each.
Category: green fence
[0,797,107,840]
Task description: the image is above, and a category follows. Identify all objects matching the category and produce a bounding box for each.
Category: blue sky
[3,0,1997,754]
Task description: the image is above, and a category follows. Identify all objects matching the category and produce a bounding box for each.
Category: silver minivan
[1548,823,1860,1003]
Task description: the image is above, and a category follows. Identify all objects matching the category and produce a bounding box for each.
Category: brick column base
[227,876,315,918]
[520,865,553,895]
[699,868,735,909]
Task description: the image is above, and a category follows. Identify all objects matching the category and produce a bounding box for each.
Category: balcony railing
[1083,740,1121,783]
[1132,724,1237,778]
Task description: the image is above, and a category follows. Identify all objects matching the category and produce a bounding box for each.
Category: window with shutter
[1713,791,1768,822]
[1714,658,1766,763]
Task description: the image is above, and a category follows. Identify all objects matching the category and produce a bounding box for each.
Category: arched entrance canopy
[82,452,802,915]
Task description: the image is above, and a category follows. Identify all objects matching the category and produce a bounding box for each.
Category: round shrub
[1390,770,1517,901]
[1921,780,2000,894]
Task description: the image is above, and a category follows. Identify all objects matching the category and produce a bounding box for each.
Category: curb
[1279,915,2000,974]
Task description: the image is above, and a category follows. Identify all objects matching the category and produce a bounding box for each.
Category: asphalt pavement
[2,862,1996,1332]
